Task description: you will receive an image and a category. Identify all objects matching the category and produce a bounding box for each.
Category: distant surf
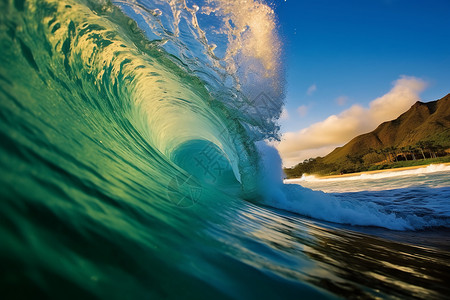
[256,145,450,231]
[287,163,450,183]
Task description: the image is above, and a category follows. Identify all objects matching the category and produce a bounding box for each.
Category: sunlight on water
[1,0,449,299]
[286,164,450,192]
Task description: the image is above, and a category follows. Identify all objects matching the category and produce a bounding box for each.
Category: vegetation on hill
[284,94,450,178]
[284,145,450,178]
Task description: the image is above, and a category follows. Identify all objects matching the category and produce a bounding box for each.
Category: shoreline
[308,162,450,180]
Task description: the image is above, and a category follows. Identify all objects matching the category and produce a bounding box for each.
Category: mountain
[322,93,450,165]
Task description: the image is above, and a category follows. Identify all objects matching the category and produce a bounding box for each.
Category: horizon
[271,0,450,167]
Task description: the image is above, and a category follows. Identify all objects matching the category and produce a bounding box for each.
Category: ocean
[1,0,449,299]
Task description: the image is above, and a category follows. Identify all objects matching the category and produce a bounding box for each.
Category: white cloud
[336,96,348,106]
[279,107,289,120]
[306,84,317,95]
[297,105,308,117]
[277,76,427,167]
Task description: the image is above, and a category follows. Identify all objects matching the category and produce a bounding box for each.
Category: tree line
[284,141,450,178]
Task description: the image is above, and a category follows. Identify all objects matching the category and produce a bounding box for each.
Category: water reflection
[229,203,450,299]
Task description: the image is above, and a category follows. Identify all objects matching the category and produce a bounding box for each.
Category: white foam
[255,141,287,203]
[286,164,450,184]
[256,142,449,231]
[277,184,414,230]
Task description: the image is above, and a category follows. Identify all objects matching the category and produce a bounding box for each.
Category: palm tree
[424,141,437,158]
[390,146,398,162]
[379,148,387,163]
[374,149,385,163]
[434,144,445,158]
[400,147,408,161]
[416,141,427,159]
[408,145,416,160]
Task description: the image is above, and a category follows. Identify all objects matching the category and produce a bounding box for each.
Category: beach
[317,162,450,179]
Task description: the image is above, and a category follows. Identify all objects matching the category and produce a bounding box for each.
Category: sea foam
[287,163,450,183]
[256,142,449,231]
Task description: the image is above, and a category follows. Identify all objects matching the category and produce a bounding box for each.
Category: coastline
[315,162,450,180]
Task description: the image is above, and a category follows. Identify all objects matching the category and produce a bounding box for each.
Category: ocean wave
[2,1,450,298]
[256,143,450,231]
[0,0,288,201]
[1,0,448,245]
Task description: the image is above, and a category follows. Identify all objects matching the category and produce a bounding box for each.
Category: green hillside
[285,93,450,177]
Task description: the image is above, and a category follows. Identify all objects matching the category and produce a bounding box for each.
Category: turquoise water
[1,0,449,299]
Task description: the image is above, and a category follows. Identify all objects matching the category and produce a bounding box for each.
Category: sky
[270,0,450,167]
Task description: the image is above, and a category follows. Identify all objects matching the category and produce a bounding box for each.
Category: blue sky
[273,0,450,129]
[270,0,450,165]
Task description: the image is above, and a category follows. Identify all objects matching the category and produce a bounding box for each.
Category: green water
[1,0,449,299]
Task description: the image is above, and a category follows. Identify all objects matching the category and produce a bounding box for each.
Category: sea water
[285,165,450,249]
[1,0,449,299]
[284,165,450,230]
